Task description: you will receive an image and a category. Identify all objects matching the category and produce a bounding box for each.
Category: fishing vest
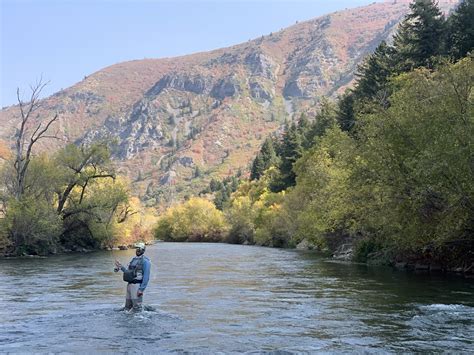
[123,256,144,283]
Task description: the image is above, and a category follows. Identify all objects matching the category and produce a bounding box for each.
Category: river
[1,243,473,353]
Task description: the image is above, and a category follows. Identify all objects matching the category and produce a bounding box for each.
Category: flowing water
[1,243,473,353]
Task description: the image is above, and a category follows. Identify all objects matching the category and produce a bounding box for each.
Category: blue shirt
[121,255,151,291]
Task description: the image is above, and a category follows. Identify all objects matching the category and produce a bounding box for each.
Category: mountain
[0,0,458,206]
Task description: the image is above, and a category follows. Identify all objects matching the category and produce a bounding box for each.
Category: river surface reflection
[1,243,473,352]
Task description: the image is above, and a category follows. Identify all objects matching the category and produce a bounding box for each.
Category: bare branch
[13,79,58,199]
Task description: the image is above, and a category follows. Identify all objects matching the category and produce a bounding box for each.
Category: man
[114,242,151,311]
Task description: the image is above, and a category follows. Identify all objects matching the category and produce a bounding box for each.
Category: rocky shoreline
[327,240,474,278]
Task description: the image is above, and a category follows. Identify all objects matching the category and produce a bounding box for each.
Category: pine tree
[307,99,337,143]
[393,0,446,71]
[250,153,266,181]
[354,41,394,102]
[336,92,356,133]
[447,0,474,60]
[297,113,312,149]
[250,137,278,180]
[277,123,303,190]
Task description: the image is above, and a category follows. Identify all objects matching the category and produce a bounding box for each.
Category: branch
[117,205,139,224]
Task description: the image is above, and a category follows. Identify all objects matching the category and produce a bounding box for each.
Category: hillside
[0,0,458,206]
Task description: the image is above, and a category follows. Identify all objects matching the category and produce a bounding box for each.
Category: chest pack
[123,257,144,283]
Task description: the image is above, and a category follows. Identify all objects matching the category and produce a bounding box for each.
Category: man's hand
[114,259,122,269]
[137,290,144,297]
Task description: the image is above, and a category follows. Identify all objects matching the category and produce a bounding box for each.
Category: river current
[1,243,473,353]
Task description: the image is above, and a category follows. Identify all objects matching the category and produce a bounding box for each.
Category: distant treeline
[154,0,474,267]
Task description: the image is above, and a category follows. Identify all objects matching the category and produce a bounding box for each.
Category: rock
[118,245,128,250]
[296,238,316,250]
[210,78,240,100]
[178,156,194,167]
[429,264,442,272]
[244,52,276,79]
[283,80,304,98]
[147,73,210,96]
[395,262,407,270]
[415,264,429,271]
[333,243,353,261]
[249,82,272,101]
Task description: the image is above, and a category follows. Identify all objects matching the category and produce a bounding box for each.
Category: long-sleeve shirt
[120,255,151,291]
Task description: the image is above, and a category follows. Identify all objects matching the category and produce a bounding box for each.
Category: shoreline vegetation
[1,1,473,278]
[153,1,474,277]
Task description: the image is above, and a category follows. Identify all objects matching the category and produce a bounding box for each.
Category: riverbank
[3,235,473,279]
[329,238,474,278]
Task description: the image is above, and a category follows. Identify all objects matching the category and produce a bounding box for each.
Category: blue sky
[1,0,382,107]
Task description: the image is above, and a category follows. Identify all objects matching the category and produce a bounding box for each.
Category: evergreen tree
[307,100,338,144]
[392,0,446,71]
[354,41,394,103]
[209,178,223,192]
[250,154,265,181]
[297,113,313,149]
[275,123,303,191]
[336,92,356,133]
[250,137,278,181]
[447,0,474,60]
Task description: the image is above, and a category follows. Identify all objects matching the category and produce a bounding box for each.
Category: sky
[0,0,383,107]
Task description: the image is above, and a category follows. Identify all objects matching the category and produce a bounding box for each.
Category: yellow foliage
[155,197,228,242]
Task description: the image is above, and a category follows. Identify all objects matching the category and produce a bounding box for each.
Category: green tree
[307,99,338,143]
[272,123,303,191]
[250,137,279,180]
[392,0,446,71]
[353,58,474,250]
[336,92,356,133]
[447,0,474,60]
[354,41,394,106]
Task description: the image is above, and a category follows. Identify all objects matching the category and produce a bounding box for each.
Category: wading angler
[114,243,151,311]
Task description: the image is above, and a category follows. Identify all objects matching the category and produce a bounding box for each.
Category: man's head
[135,242,146,256]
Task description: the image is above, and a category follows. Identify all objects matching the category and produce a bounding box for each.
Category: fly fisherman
[114,242,151,311]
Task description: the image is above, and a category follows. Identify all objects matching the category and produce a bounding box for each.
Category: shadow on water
[1,243,473,352]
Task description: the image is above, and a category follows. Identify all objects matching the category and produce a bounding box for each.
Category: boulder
[415,264,429,271]
[333,243,354,261]
[296,238,316,250]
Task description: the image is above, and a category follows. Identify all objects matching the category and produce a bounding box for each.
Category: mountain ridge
[0,0,458,206]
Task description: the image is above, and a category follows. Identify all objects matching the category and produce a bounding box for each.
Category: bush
[154,197,228,242]
[4,197,62,255]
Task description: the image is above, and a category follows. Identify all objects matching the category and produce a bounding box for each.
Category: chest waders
[123,257,144,284]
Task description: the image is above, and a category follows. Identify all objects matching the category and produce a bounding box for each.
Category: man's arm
[139,259,151,292]
[114,259,128,272]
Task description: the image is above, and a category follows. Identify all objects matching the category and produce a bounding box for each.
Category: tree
[273,122,303,191]
[447,0,474,60]
[352,58,474,250]
[55,143,114,215]
[297,113,312,149]
[154,197,227,242]
[12,79,59,200]
[392,0,446,71]
[250,137,278,181]
[307,99,338,144]
[354,41,394,106]
[336,92,356,133]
